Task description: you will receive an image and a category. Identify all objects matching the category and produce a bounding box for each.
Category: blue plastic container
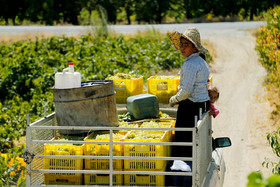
[127,94,159,120]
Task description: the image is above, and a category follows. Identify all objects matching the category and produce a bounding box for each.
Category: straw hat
[169,27,208,53]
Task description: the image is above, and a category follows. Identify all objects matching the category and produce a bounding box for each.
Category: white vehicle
[24,107,231,187]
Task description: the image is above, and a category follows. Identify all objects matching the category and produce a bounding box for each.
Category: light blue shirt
[175,53,209,102]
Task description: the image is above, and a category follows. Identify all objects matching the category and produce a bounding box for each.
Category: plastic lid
[69,62,74,65]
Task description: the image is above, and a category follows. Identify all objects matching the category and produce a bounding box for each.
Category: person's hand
[208,110,215,116]
[170,102,176,107]
[169,95,179,107]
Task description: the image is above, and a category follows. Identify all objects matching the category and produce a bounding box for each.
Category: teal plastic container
[127,94,159,120]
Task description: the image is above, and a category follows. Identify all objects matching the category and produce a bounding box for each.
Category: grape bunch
[107,73,138,80]
[127,131,163,139]
[91,133,125,140]
[140,121,171,128]
[154,76,179,80]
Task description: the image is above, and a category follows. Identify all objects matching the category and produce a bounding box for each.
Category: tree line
[0,0,279,25]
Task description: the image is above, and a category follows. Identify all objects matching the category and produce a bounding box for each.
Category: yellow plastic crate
[130,120,174,143]
[108,76,143,103]
[44,137,84,185]
[84,174,123,185]
[124,167,166,186]
[139,121,174,140]
[148,75,213,103]
[44,137,84,178]
[153,119,176,142]
[139,121,174,160]
[123,131,169,170]
[147,76,180,104]
[44,174,83,185]
[84,131,127,170]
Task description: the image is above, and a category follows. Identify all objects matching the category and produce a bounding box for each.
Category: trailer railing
[25,108,212,187]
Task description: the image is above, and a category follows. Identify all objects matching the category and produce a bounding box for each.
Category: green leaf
[267,174,280,187]
[247,172,265,187]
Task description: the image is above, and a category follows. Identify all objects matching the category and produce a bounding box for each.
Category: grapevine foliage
[247,6,280,186]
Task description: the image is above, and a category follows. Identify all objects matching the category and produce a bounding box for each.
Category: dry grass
[0,33,51,44]
[14,136,26,148]
[203,39,217,59]
[250,28,260,38]
[0,33,81,44]
[267,88,280,127]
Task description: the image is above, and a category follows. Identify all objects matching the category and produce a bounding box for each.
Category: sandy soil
[202,29,278,186]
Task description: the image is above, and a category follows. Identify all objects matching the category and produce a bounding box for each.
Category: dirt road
[202,28,277,186]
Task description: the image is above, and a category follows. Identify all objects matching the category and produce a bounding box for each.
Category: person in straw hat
[167,27,210,186]
[169,27,210,157]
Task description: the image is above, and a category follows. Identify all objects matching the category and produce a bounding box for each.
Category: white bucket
[55,62,81,89]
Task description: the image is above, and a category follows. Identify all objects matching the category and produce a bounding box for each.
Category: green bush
[255,6,280,115]
[249,6,280,187]
[262,128,280,174]
[247,172,280,187]
[0,146,26,186]
[255,6,280,174]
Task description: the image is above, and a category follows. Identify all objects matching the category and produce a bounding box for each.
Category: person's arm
[214,108,219,117]
[209,105,219,118]
[175,62,198,102]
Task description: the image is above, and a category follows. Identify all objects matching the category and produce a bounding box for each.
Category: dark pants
[172,99,210,157]
[166,161,192,187]
[169,99,210,186]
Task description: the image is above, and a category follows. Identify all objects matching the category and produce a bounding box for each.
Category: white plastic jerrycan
[55,62,81,89]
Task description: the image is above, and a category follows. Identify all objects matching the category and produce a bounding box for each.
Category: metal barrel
[52,80,118,134]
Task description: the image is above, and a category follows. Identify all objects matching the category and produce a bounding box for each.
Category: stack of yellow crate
[43,120,174,185]
[122,121,173,186]
[83,131,127,185]
[44,136,84,185]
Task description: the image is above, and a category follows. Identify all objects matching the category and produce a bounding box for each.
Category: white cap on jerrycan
[55,62,81,89]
